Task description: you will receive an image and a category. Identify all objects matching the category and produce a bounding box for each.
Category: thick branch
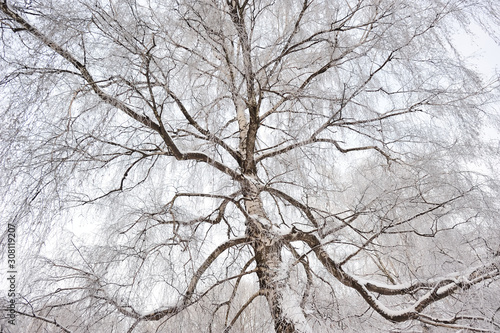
[0,3,159,132]
[0,3,241,180]
[257,136,392,163]
[285,231,500,322]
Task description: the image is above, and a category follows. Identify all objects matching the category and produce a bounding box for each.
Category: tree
[1,0,500,332]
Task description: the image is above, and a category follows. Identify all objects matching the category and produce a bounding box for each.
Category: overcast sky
[454,24,500,80]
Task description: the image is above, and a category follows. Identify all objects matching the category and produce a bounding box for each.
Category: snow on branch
[0,3,242,181]
[285,230,500,322]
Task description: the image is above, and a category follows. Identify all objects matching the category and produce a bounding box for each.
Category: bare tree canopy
[1,0,500,332]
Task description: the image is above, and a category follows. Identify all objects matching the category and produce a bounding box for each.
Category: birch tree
[1,0,500,332]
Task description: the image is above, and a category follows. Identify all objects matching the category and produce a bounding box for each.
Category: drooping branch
[223,257,256,327]
[285,230,500,322]
[287,243,313,314]
[258,0,312,90]
[9,309,73,333]
[183,237,251,304]
[223,291,265,333]
[0,3,242,181]
[0,3,158,132]
[418,313,500,332]
[94,237,251,325]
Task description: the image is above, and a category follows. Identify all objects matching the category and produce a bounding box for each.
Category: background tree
[1,0,500,332]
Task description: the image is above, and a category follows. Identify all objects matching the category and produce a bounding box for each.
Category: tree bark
[254,241,298,333]
[241,177,300,333]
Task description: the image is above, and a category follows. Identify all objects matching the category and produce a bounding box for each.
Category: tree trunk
[242,178,300,333]
[254,241,298,333]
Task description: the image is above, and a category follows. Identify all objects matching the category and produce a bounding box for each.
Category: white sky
[453,24,500,80]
